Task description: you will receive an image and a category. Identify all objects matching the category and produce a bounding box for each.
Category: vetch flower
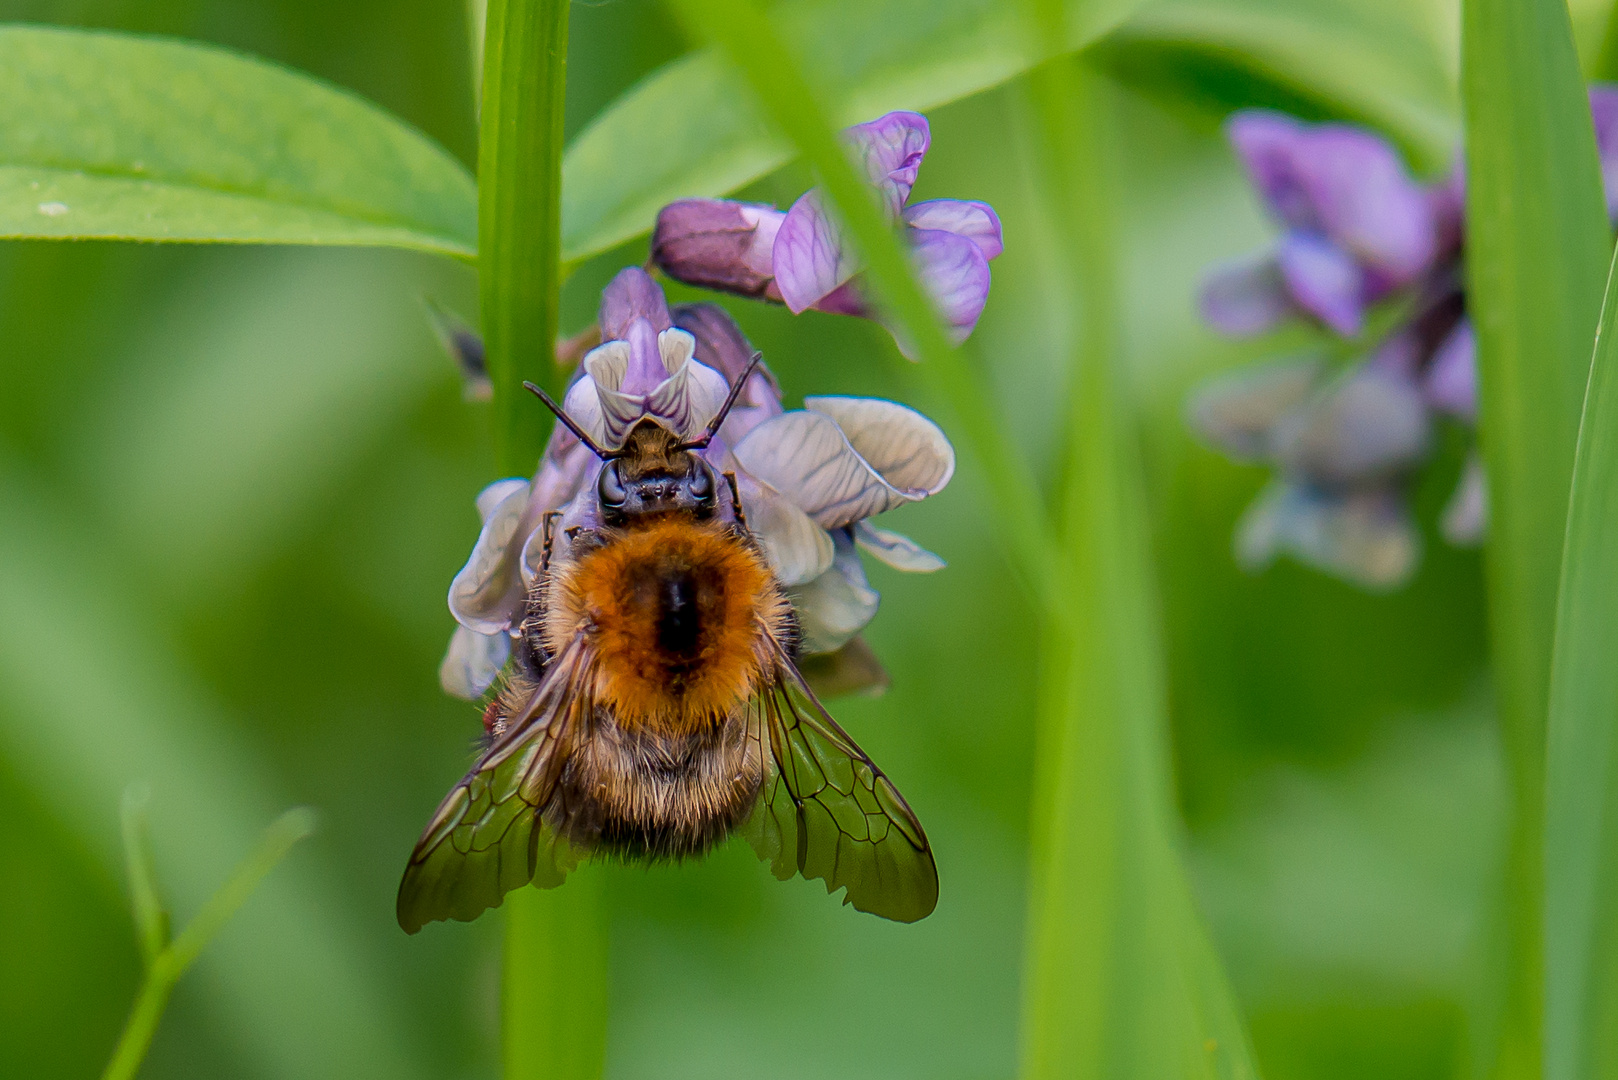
[652,111,1003,352]
[438,267,954,699]
[1190,355,1430,589]
[1200,112,1438,338]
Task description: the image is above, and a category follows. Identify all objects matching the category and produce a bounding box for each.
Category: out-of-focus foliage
[0,0,1565,1078]
[0,26,476,254]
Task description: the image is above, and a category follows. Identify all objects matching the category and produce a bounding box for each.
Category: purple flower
[438,267,955,699]
[652,111,1003,353]
[1200,111,1438,338]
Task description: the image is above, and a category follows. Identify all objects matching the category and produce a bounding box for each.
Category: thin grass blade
[1461,0,1611,1073]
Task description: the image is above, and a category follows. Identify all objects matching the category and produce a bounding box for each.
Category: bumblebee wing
[741,634,938,922]
[397,633,592,933]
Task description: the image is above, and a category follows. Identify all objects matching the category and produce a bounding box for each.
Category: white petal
[788,535,880,654]
[1440,451,1488,546]
[734,411,903,528]
[1236,480,1418,591]
[476,478,528,523]
[1187,358,1322,461]
[805,396,954,497]
[562,371,609,446]
[855,521,945,572]
[439,625,510,699]
[734,472,835,586]
[447,481,530,634]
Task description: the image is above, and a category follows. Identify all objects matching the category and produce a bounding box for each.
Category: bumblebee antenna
[523,381,623,460]
[678,353,762,452]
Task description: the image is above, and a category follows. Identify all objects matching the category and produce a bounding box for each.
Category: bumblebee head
[594,424,718,524]
[523,353,759,525]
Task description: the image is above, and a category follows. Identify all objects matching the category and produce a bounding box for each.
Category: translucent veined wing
[396,633,592,933]
[741,633,938,922]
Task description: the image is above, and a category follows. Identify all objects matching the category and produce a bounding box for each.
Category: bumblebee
[397,360,937,931]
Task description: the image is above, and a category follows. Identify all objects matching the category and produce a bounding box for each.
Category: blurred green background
[2,0,1608,1077]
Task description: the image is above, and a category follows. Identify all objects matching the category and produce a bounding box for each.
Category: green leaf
[560,0,1145,266]
[1461,0,1610,1073]
[1098,0,1458,169]
[1547,246,1618,1080]
[0,26,476,257]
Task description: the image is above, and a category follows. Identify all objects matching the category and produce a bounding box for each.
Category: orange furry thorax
[544,517,788,734]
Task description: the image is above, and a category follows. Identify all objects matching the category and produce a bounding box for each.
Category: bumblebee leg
[516,511,564,680]
[723,471,747,530]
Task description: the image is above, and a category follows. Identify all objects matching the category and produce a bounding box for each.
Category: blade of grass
[1461,0,1611,1074]
[1546,244,1618,1080]
[480,0,572,474]
[102,805,316,1080]
[120,785,169,969]
[1016,30,1255,1080]
[477,3,609,1077]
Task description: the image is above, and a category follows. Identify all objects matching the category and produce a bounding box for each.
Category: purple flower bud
[1423,318,1476,420]
[651,199,784,298]
[1590,84,1618,221]
[650,111,1002,350]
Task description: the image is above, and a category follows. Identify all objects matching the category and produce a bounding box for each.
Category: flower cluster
[651,110,1003,355]
[1190,88,1618,589]
[439,267,956,699]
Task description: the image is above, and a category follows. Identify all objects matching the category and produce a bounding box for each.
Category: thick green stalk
[503,875,609,1079]
[479,0,570,475]
[477,3,609,1076]
[1461,0,1610,1074]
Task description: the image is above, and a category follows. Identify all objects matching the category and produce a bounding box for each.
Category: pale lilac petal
[797,636,890,699]
[440,625,510,699]
[598,266,671,339]
[787,530,881,654]
[1591,85,1618,220]
[518,440,597,588]
[1228,111,1435,281]
[651,199,785,297]
[805,396,955,497]
[908,227,992,340]
[1271,365,1431,484]
[645,336,729,440]
[810,280,873,318]
[902,199,1003,260]
[672,303,784,446]
[1187,357,1322,461]
[854,521,945,572]
[1440,451,1488,546]
[733,472,835,586]
[774,189,858,312]
[1235,480,1419,590]
[1199,252,1295,337]
[735,403,948,529]
[619,318,667,396]
[1424,319,1476,421]
[447,480,530,634]
[844,111,930,214]
[1295,126,1435,281]
[475,477,529,523]
[1227,111,1317,229]
[1276,230,1366,336]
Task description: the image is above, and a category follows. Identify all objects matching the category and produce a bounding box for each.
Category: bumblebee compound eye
[597,461,627,508]
[688,459,715,504]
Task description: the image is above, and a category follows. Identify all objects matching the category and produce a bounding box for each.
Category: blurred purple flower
[1200,111,1438,338]
[652,111,1003,353]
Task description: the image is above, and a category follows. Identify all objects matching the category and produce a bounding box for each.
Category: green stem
[101,962,177,1080]
[503,873,609,1079]
[101,807,314,1080]
[476,1,607,1076]
[479,0,571,475]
